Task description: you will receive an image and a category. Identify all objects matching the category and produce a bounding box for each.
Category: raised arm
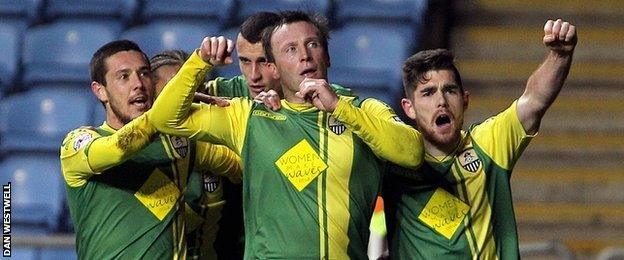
[149,36,233,135]
[332,96,424,169]
[517,19,577,134]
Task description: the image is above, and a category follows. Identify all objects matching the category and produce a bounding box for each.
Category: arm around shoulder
[60,113,157,187]
[332,96,424,169]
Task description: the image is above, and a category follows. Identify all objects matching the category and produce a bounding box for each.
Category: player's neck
[283,89,308,104]
[106,114,124,130]
[424,136,462,157]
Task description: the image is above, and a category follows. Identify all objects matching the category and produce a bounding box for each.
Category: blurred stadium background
[0,0,622,259]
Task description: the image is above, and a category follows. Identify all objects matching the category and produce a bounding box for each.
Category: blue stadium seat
[334,0,428,24]
[0,0,44,25]
[40,248,78,260]
[7,247,38,260]
[141,0,234,27]
[237,0,330,23]
[44,0,138,26]
[0,86,94,153]
[351,86,401,109]
[328,23,410,106]
[334,0,427,51]
[22,21,120,86]
[0,152,65,233]
[92,106,106,126]
[0,22,21,94]
[121,21,219,58]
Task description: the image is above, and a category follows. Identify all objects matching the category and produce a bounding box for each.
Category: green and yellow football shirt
[150,51,417,259]
[60,113,241,259]
[368,102,533,259]
[335,99,532,259]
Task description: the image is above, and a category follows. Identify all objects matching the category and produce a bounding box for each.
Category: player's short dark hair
[402,49,463,98]
[240,11,280,44]
[90,40,149,86]
[150,49,189,72]
[261,10,330,63]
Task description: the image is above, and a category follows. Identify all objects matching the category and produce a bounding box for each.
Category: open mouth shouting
[130,95,150,110]
[434,113,453,132]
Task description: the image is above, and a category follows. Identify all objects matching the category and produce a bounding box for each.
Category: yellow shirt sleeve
[195,142,243,184]
[470,100,535,170]
[332,96,424,169]
[149,49,250,154]
[59,113,157,187]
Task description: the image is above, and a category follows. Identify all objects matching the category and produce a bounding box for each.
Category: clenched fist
[543,19,577,55]
[199,36,234,66]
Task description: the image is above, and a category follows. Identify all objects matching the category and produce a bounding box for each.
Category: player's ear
[462,89,470,110]
[91,81,108,103]
[267,62,280,80]
[401,98,416,120]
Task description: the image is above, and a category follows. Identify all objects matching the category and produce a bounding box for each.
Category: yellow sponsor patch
[134,169,180,220]
[252,110,287,121]
[418,188,470,239]
[275,139,327,191]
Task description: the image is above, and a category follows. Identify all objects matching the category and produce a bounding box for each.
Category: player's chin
[129,107,149,118]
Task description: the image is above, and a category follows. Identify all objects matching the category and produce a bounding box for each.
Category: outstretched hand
[543,19,577,55]
[198,36,234,66]
[193,92,230,107]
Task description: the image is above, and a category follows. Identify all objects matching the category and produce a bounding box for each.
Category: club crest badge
[203,175,220,193]
[328,116,346,135]
[168,136,188,158]
[459,148,481,173]
[73,132,93,151]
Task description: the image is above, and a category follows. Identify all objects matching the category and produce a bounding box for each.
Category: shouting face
[401,69,469,155]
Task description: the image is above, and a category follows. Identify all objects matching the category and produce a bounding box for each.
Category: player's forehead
[237,34,265,59]
[105,50,148,75]
[414,70,458,90]
[272,21,320,47]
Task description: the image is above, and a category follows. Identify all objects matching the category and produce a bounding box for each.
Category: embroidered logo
[203,175,220,193]
[134,169,180,220]
[252,110,287,121]
[275,139,327,191]
[169,136,188,158]
[459,148,481,173]
[328,116,346,135]
[418,188,470,239]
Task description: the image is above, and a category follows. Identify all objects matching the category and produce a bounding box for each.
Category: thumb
[543,34,556,45]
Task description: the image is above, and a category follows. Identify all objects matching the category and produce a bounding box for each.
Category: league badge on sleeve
[459,148,481,173]
[73,132,94,151]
